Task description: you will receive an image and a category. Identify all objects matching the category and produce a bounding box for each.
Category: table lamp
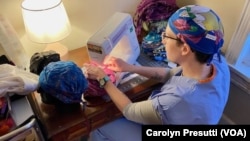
[21,0,71,60]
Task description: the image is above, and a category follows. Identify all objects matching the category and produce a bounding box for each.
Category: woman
[84,5,230,141]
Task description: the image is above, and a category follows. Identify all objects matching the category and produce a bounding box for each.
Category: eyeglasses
[161,32,182,42]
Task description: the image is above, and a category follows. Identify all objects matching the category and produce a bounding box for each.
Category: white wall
[176,0,246,53]
[0,0,246,58]
[0,0,141,58]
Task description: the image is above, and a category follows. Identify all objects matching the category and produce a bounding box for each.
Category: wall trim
[229,64,250,95]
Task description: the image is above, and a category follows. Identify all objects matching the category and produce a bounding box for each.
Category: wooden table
[28,47,160,141]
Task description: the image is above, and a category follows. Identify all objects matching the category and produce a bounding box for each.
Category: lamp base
[44,42,68,61]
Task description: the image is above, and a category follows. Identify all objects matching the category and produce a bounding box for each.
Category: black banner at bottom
[142,125,250,140]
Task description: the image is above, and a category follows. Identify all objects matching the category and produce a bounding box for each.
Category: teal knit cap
[39,61,88,104]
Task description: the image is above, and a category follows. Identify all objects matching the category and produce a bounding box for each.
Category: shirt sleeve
[122,100,162,125]
[164,66,182,81]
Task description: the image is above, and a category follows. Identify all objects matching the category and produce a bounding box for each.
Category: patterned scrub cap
[39,61,88,104]
[168,5,224,55]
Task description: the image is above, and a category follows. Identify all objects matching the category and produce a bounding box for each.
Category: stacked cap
[39,61,88,104]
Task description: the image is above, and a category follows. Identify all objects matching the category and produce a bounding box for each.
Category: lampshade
[21,0,71,43]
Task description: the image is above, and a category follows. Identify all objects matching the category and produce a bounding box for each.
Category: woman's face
[161,26,183,64]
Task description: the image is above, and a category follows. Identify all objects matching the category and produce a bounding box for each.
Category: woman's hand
[83,63,106,80]
[103,55,132,72]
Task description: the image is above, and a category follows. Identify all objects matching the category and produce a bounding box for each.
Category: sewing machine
[87,12,140,85]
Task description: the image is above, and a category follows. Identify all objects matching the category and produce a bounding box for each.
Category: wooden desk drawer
[50,121,89,141]
[50,104,121,141]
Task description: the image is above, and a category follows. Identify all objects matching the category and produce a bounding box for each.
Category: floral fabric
[168,5,224,55]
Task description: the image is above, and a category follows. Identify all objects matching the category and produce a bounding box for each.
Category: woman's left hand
[83,63,106,80]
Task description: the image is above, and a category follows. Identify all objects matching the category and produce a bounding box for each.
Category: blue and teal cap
[168,5,224,55]
[39,61,88,104]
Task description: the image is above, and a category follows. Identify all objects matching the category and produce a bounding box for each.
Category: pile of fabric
[134,0,179,62]
[141,29,166,61]
[0,64,39,97]
[134,0,179,36]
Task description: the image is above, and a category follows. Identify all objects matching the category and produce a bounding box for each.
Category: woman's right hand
[103,55,132,72]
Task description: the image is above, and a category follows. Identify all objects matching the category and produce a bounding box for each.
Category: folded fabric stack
[141,31,162,57]
[141,29,167,62]
[152,44,167,61]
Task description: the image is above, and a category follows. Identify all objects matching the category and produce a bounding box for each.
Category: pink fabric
[84,62,116,99]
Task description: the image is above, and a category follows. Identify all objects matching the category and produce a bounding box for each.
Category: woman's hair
[190,48,213,64]
[176,39,212,64]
